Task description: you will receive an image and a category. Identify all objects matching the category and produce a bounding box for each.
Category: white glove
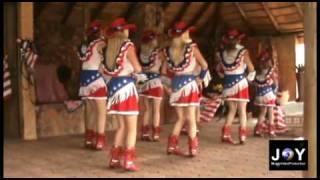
[247,71,256,82]
[133,73,148,84]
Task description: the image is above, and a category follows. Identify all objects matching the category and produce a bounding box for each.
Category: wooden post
[17,2,37,140]
[302,2,317,178]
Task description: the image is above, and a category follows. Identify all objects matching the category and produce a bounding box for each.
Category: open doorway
[295,35,305,101]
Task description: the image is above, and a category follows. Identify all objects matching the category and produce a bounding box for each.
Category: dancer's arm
[159,51,172,95]
[127,45,142,73]
[243,50,256,81]
[193,46,208,70]
[193,46,211,87]
[244,50,254,72]
[96,41,106,55]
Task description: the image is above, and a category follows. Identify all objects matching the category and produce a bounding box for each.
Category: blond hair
[105,31,128,70]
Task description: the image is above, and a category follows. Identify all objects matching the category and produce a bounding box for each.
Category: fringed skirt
[170,75,200,107]
[79,70,108,100]
[254,85,276,107]
[222,73,249,102]
[107,76,139,115]
[139,72,163,100]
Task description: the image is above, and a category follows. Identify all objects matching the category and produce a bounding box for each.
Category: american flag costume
[216,45,250,102]
[139,48,163,100]
[78,38,108,100]
[254,67,277,107]
[102,40,140,115]
[163,42,211,107]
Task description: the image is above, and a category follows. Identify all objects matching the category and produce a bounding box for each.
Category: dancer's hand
[133,73,148,84]
[247,71,256,82]
[98,65,106,75]
[196,77,203,90]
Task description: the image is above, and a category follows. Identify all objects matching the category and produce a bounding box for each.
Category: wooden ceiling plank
[274,12,300,18]
[234,2,255,34]
[294,2,304,19]
[261,2,280,33]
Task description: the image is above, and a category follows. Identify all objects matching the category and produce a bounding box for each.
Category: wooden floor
[4,119,303,178]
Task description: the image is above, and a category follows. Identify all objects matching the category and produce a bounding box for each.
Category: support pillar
[302,2,317,178]
[18,2,37,140]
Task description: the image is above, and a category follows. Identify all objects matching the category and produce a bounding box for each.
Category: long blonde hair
[170,37,187,65]
[105,31,128,69]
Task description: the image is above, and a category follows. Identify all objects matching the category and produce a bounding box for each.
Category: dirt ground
[4,118,303,178]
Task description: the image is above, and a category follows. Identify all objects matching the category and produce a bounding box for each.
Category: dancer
[216,28,255,144]
[253,50,278,137]
[77,20,108,150]
[138,30,164,142]
[101,18,144,171]
[161,21,210,157]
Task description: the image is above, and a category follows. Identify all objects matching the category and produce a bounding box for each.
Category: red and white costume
[217,45,249,102]
[139,48,164,100]
[103,40,139,115]
[254,67,277,107]
[79,38,108,99]
[163,42,201,106]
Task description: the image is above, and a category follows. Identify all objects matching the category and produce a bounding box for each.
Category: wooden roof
[34,2,305,36]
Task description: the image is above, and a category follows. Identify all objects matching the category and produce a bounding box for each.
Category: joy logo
[271,148,306,161]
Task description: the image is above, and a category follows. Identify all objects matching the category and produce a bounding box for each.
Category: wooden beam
[61,2,77,24]
[207,2,223,37]
[273,11,299,18]
[90,2,108,21]
[261,2,280,33]
[34,2,48,19]
[249,30,304,37]
[206,2,223,73]
[268,4,295,10]
[162,2,170,11]
[166,2,192,31]
[196,3,217,36]
[278,20,303,25]
[234,2,255,34]
[123,2,139,20]
[188,2,211,26]
[18,2,37,140]
[302,2,317,178]
[294,2,304,19]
